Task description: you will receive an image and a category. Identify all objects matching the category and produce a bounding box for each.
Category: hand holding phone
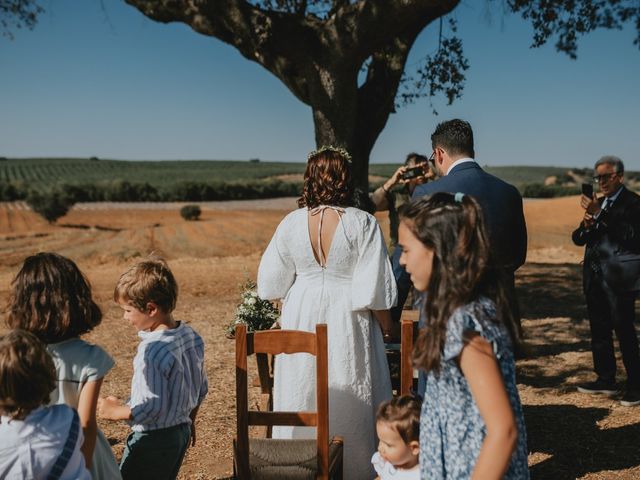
[581,183,593,198]
[580,183,602,215]
[401,166,424,180]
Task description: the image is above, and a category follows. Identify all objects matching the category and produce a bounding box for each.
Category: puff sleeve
[257,213,296,300]
[351,214,397,311]
[81,345,115,382]
[443,299,504,362]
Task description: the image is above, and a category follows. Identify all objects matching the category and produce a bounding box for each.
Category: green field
[0,158,591,188]
[0,158,307,186]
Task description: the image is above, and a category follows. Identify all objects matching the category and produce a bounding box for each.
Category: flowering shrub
[225,280,280,338]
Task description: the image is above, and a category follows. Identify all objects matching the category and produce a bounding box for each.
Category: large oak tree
[4,1,639,187]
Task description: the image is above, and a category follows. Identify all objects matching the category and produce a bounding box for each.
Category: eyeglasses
[592,173,618,183]
[428,151,436,165]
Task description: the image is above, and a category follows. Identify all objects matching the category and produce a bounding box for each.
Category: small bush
[26,190,74,223]
[180,204,202,221]
[0,181,27,201]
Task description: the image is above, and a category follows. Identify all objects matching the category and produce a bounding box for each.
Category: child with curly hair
[0,329,91,479]
[6,252,120,479]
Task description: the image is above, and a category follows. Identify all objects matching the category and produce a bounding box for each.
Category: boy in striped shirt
[98,257,208,480]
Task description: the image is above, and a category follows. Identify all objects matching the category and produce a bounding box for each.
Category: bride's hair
[298,147,354,209]
[400,193,519,373]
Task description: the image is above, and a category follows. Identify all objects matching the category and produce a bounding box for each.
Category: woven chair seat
[247,438,343,479]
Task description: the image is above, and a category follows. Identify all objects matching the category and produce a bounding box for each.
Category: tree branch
[125,0,324,103]
[354,30,416,158]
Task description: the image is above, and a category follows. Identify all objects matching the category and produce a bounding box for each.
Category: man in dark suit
[391,119,527,319]
[572,156,640,406]
[391,119,528,393]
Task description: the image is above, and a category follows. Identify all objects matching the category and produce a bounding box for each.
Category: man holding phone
[371,152,434,249]
[572,156,640,406]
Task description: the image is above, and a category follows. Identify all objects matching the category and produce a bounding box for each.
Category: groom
[392,119,528,390]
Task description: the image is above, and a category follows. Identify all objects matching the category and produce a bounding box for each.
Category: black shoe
[620,390,640,407]
[577,380,618,395]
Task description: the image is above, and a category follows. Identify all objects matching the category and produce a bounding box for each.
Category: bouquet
[225,280,280,338]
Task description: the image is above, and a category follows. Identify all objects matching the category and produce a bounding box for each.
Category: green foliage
[521,183,581,198]
[509,1,640,59]
[26,189,74,223]
[399,18,469,111]
[1,0,43,39]
[180,204,201,221]
[0,181,27,201]
[225,280,280,338]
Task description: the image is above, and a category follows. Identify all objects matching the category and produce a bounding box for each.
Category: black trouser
[586,277,640,389]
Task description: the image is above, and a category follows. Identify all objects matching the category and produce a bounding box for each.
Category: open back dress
[258,206,397,480]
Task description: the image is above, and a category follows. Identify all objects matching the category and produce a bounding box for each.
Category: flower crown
[307,145,352,164]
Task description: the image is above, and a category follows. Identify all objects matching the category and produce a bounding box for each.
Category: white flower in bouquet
[225,280,280,338]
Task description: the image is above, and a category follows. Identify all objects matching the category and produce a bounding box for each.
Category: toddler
[372,395,420,479]
[98,257,208,480]
[0,330,91,480]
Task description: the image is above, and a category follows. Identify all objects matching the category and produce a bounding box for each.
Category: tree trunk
[312,107,374,192]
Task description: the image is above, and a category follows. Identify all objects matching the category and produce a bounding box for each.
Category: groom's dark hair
[431,119,475,159]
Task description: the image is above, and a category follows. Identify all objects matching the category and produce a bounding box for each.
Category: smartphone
[401,166,424,180]
[581,183,593,198]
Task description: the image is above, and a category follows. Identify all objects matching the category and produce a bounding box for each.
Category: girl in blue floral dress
[397,192,529,479]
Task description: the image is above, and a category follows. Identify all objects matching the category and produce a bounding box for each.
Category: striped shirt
[128,322,208,432]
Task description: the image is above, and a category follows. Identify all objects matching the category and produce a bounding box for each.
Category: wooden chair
[253,352,273,438]
[400,311,420,395]
[234,324,344,479]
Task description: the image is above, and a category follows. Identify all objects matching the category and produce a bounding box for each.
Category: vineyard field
[0,158,307,186]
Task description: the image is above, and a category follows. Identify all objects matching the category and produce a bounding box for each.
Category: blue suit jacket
[412,161,527,270]
[390,161,527,322]
[392,161,528,396]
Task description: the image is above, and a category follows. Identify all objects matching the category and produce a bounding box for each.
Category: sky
[0,2,638,169]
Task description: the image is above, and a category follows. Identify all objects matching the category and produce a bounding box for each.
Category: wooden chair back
[235,324,330,479]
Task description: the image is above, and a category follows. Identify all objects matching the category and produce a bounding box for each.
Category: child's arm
[189,404,201,447]
[459,333,518,480]
[98,395,133,422]
[77,378,102,468]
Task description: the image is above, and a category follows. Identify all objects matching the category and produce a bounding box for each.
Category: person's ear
[409,440,420,456]
[146,302,159,316]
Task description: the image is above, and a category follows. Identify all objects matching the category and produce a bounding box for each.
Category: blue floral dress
[419,297,529,479]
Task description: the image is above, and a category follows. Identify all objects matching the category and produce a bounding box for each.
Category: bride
[258,146,397,480]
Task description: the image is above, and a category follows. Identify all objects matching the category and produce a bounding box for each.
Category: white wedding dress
[258,206,396,480]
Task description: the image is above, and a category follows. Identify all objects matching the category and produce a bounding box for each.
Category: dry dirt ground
[1,196,639,479]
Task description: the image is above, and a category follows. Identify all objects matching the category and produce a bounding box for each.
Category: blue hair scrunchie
[454,192,465,203]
